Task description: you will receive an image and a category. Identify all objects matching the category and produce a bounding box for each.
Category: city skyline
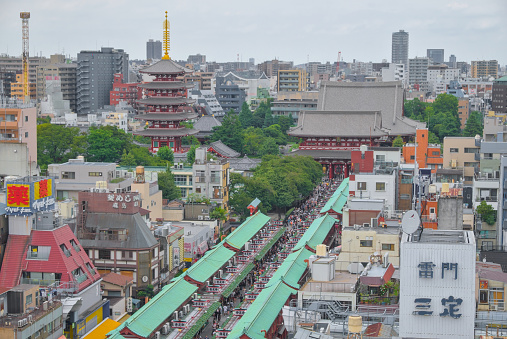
[0,0,506,66]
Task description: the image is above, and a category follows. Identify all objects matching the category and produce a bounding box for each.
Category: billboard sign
[5,178,56,216]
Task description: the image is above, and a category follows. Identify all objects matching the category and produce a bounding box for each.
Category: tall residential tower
[392,30,409,67]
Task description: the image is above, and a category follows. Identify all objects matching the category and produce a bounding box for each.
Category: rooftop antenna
[162,11,171,60]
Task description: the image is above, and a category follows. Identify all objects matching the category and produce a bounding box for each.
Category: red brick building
[109,73,141,108]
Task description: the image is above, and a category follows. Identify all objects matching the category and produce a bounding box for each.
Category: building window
[400,194,410,200]
[25,132,28,138]
[479,290,488,304]
[464,148,479,153]
[70,239,80,252]
[360,240,373,247]
[60,244,71,257]
[410,155,415,160]
[88,172,103,177]
[432,151,439,156]
[61,172,75,179]
[375,182,386,191]
[25,116,28,122]
[98,249,111,259]
[25,294,32,305]
[357,182,367,191]
[382,244,395,251]
[122,251,133,259]
[450,148,459,153]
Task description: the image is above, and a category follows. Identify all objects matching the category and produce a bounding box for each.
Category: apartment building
[277,69,309,92]
[442,137,479,184]
[471,60,498,79]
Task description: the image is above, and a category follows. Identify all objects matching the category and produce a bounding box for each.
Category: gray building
[427,49,444,64]
[391,30,409,66]
[146,39,162,60]
[187,54,206,64]
[449,54,457,69]
[215,76,246,113]
[76,47,129,115]
[408,57,431,91]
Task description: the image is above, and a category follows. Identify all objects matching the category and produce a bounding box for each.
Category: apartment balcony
[478,230,497,239]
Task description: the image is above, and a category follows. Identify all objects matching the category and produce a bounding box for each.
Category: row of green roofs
[106,212,271,339]
[320,177,349,215]
[227,212,340,339]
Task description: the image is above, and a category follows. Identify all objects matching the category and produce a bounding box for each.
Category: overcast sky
[1,0,506,66]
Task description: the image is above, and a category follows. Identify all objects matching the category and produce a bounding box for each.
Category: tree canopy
[229,155,322,219]
[463,111,483,137]
[157,168,181,201]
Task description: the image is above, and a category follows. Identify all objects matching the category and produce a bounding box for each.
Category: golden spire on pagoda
[162,11,170,60]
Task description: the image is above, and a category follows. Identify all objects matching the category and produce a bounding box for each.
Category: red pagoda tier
[134,59,198,153]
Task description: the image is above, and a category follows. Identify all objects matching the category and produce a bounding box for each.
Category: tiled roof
[82,213,158,249]
[269,247,312,289]
[139,59,192,74]
[138,82,193,89]
[137,97,195,106]
[101,272,133,286]
[208,140,241,158]
[225,212,270,250]
[316,81,425,135]
[133,127,199,137]
[185,245,235,283]
[135,112,198,121]
[293,214,338,251]
[320,178,349,214]
[228,156,261,171]
[289,111,385,138]
[120,276,197,338]
[194,115,222,132]
[227,279,298,339]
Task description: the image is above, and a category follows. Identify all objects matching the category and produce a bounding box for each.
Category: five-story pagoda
[134,12,198,153]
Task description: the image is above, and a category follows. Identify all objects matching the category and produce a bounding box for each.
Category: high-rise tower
[392,30,409,67]
[134,12,198,153]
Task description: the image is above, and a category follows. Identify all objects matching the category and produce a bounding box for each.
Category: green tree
[137,284,155,299]
[476,201,496,226]
[252,101,271,128]
[392,135,404,148]
[463,111,483,137]
[404,98,428,120]
[275,115,292,134]
[243,127,264,156]
[210,110,244,153]
[157,168,181,201]
[37,116,51,124]
[263,110,274,128]
[210,207,227,228]
[86,125,132,162]
[120,150,136,167]
[157,146,174,164]
[37,124,85,169]
[186,145,197,165]
[259,137,279,156]
[263,124,287,145]
[239,102,253,128]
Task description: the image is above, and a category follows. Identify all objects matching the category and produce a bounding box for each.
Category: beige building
[442,137,480,184]
[471,60,498,79]
[336,226,400,270]
[36,54,77,111]
[131,167,163,220]
[277,69,309,92]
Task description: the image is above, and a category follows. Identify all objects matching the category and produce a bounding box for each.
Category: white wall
[353,174,396,212]
[399,232,476,338]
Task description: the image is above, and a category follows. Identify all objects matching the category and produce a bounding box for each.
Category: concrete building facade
[471,60,498,79]
[442,137,479,184]
[76,47,129,115]
[427,49,444,64]
[146,39,162,60]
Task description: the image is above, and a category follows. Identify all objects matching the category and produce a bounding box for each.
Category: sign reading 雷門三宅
[399,230,476,339]
[5,178,56,216]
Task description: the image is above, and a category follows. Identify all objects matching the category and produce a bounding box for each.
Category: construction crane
[20,12,30,102]
[335,51,341,81]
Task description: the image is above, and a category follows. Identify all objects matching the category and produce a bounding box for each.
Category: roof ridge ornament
[162,11,170,60]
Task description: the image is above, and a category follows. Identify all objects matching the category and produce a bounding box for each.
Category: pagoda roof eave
[137,98,195,106]
[133,128,199,137]
[138,82,194,90]
[136,113,198,121]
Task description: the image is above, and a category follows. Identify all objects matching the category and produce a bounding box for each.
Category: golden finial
[162,11,170,60]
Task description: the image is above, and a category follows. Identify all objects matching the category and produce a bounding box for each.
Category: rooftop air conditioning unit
[161,324,169,335]
[174,311,178,321]
[155,331,160,339]
[245,242,250,251]
[179,311,183,319]
[198,215,204,220]
[363,223,370,228]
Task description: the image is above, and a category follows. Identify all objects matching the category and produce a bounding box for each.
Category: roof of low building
[101,272,133,286]
[193,115,222,132]
[228,156,262,171]
[82,213,158,249]
[293,214,338,251]
[207,140,241,158]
